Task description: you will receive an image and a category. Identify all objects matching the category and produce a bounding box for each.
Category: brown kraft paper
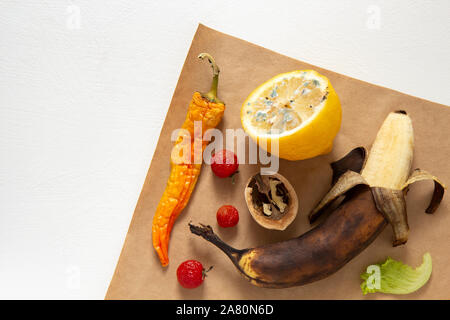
[106,24,450,300]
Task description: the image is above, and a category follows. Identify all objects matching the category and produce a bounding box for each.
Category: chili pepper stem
[198,53,223,104]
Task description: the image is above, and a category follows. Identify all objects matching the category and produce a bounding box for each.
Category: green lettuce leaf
[360,252,432,295]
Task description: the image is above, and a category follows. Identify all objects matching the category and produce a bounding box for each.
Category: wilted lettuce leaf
[360,252,432,295]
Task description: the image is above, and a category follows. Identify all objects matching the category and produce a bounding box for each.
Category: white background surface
[0,0,449,299]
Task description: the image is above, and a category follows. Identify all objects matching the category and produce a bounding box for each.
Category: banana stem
[189,223,244,261]
[198,53,223,104]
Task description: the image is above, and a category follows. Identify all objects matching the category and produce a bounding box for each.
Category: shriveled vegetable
[152,53,225,267]
[361,253,432,295]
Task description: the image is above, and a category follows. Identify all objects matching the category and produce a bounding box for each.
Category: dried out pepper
[152,53,225,266]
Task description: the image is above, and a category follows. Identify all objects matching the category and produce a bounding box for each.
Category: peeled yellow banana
[361,111,414,189]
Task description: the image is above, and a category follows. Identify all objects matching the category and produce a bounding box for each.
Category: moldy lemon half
[241,70,342,161]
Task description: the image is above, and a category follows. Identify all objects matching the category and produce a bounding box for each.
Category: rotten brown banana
[189,111,445,288]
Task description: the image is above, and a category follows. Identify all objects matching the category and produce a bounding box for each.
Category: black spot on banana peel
[189,186,386,288]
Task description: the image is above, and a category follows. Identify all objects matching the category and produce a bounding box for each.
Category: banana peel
[309,110,446,246]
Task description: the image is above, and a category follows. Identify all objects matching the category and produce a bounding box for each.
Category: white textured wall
[0,0,449,299]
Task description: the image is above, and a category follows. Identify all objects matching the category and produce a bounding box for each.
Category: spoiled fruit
[216,205,239,228]
[211,150,239,178]
[176,260,211,289]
